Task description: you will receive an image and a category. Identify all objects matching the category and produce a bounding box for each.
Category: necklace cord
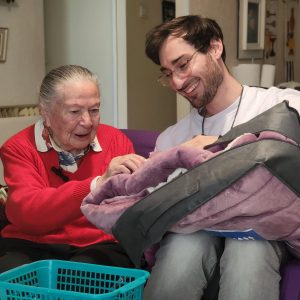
[200,86,244,135]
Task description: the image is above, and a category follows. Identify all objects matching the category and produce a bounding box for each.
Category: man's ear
[209,39,223,59]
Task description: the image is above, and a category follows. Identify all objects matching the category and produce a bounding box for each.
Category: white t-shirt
[156,86,300,151]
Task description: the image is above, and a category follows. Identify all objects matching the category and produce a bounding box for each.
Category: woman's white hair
[39,65,100,111]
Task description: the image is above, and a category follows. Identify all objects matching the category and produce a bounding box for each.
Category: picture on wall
[162,1,175,23]
[237,0,266,59]
[247,2,260,44]
[0,28,8,62]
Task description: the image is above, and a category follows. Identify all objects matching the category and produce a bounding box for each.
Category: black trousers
[0,238,134,273]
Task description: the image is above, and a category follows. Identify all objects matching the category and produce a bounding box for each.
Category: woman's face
[42,79,100,154]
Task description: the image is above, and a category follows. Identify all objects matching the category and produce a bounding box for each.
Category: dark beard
[194,55,223,110]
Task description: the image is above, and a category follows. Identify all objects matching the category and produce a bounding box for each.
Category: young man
[143,15,300,300]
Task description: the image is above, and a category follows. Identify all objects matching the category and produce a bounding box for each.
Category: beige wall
[0,0,298,132]
[44,0,118,126]
[126,0,176,131]
[0,0,175,131]
[126,0,300,131]
[190,0,239,71]
[190,0,300,84]
[0,0,45,107]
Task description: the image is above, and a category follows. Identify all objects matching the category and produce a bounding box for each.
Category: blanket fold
[81,102,300,267]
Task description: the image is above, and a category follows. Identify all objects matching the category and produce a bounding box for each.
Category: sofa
[120,128,300,300]
[0,126,299,298]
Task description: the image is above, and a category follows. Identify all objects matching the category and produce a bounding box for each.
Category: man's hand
[183,135,218,148]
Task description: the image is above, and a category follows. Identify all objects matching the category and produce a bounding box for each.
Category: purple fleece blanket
[81,131,300,258]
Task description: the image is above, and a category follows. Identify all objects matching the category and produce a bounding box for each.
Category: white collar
[34,119,102,153]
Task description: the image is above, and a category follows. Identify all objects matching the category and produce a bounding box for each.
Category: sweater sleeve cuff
[90,176,101,191]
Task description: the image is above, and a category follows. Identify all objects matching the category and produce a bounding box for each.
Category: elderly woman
[0,65,145,272]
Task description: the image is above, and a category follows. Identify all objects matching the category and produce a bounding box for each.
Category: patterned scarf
[38,121,101,173]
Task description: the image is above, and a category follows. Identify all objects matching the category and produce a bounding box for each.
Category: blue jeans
[143,231,287,300]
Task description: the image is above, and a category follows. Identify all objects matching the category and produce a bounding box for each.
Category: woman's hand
[96,154,146,187]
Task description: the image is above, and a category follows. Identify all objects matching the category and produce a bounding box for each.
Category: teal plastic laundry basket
[0,260,149,300]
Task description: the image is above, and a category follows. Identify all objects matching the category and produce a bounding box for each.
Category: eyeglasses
[158,50,199,87]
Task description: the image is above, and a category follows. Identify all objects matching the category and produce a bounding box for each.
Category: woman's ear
[209,39,223,59]
[39,104,51,128]
[43,115,51,128]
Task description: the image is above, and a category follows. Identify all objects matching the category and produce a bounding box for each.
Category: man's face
[159,36,223,109]
[42,79,100,154]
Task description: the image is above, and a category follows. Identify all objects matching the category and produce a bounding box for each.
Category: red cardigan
[0,123,134,247]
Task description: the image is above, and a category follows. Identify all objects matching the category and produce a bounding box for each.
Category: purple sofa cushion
[280,259,300,300]
[121,129,160,158]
